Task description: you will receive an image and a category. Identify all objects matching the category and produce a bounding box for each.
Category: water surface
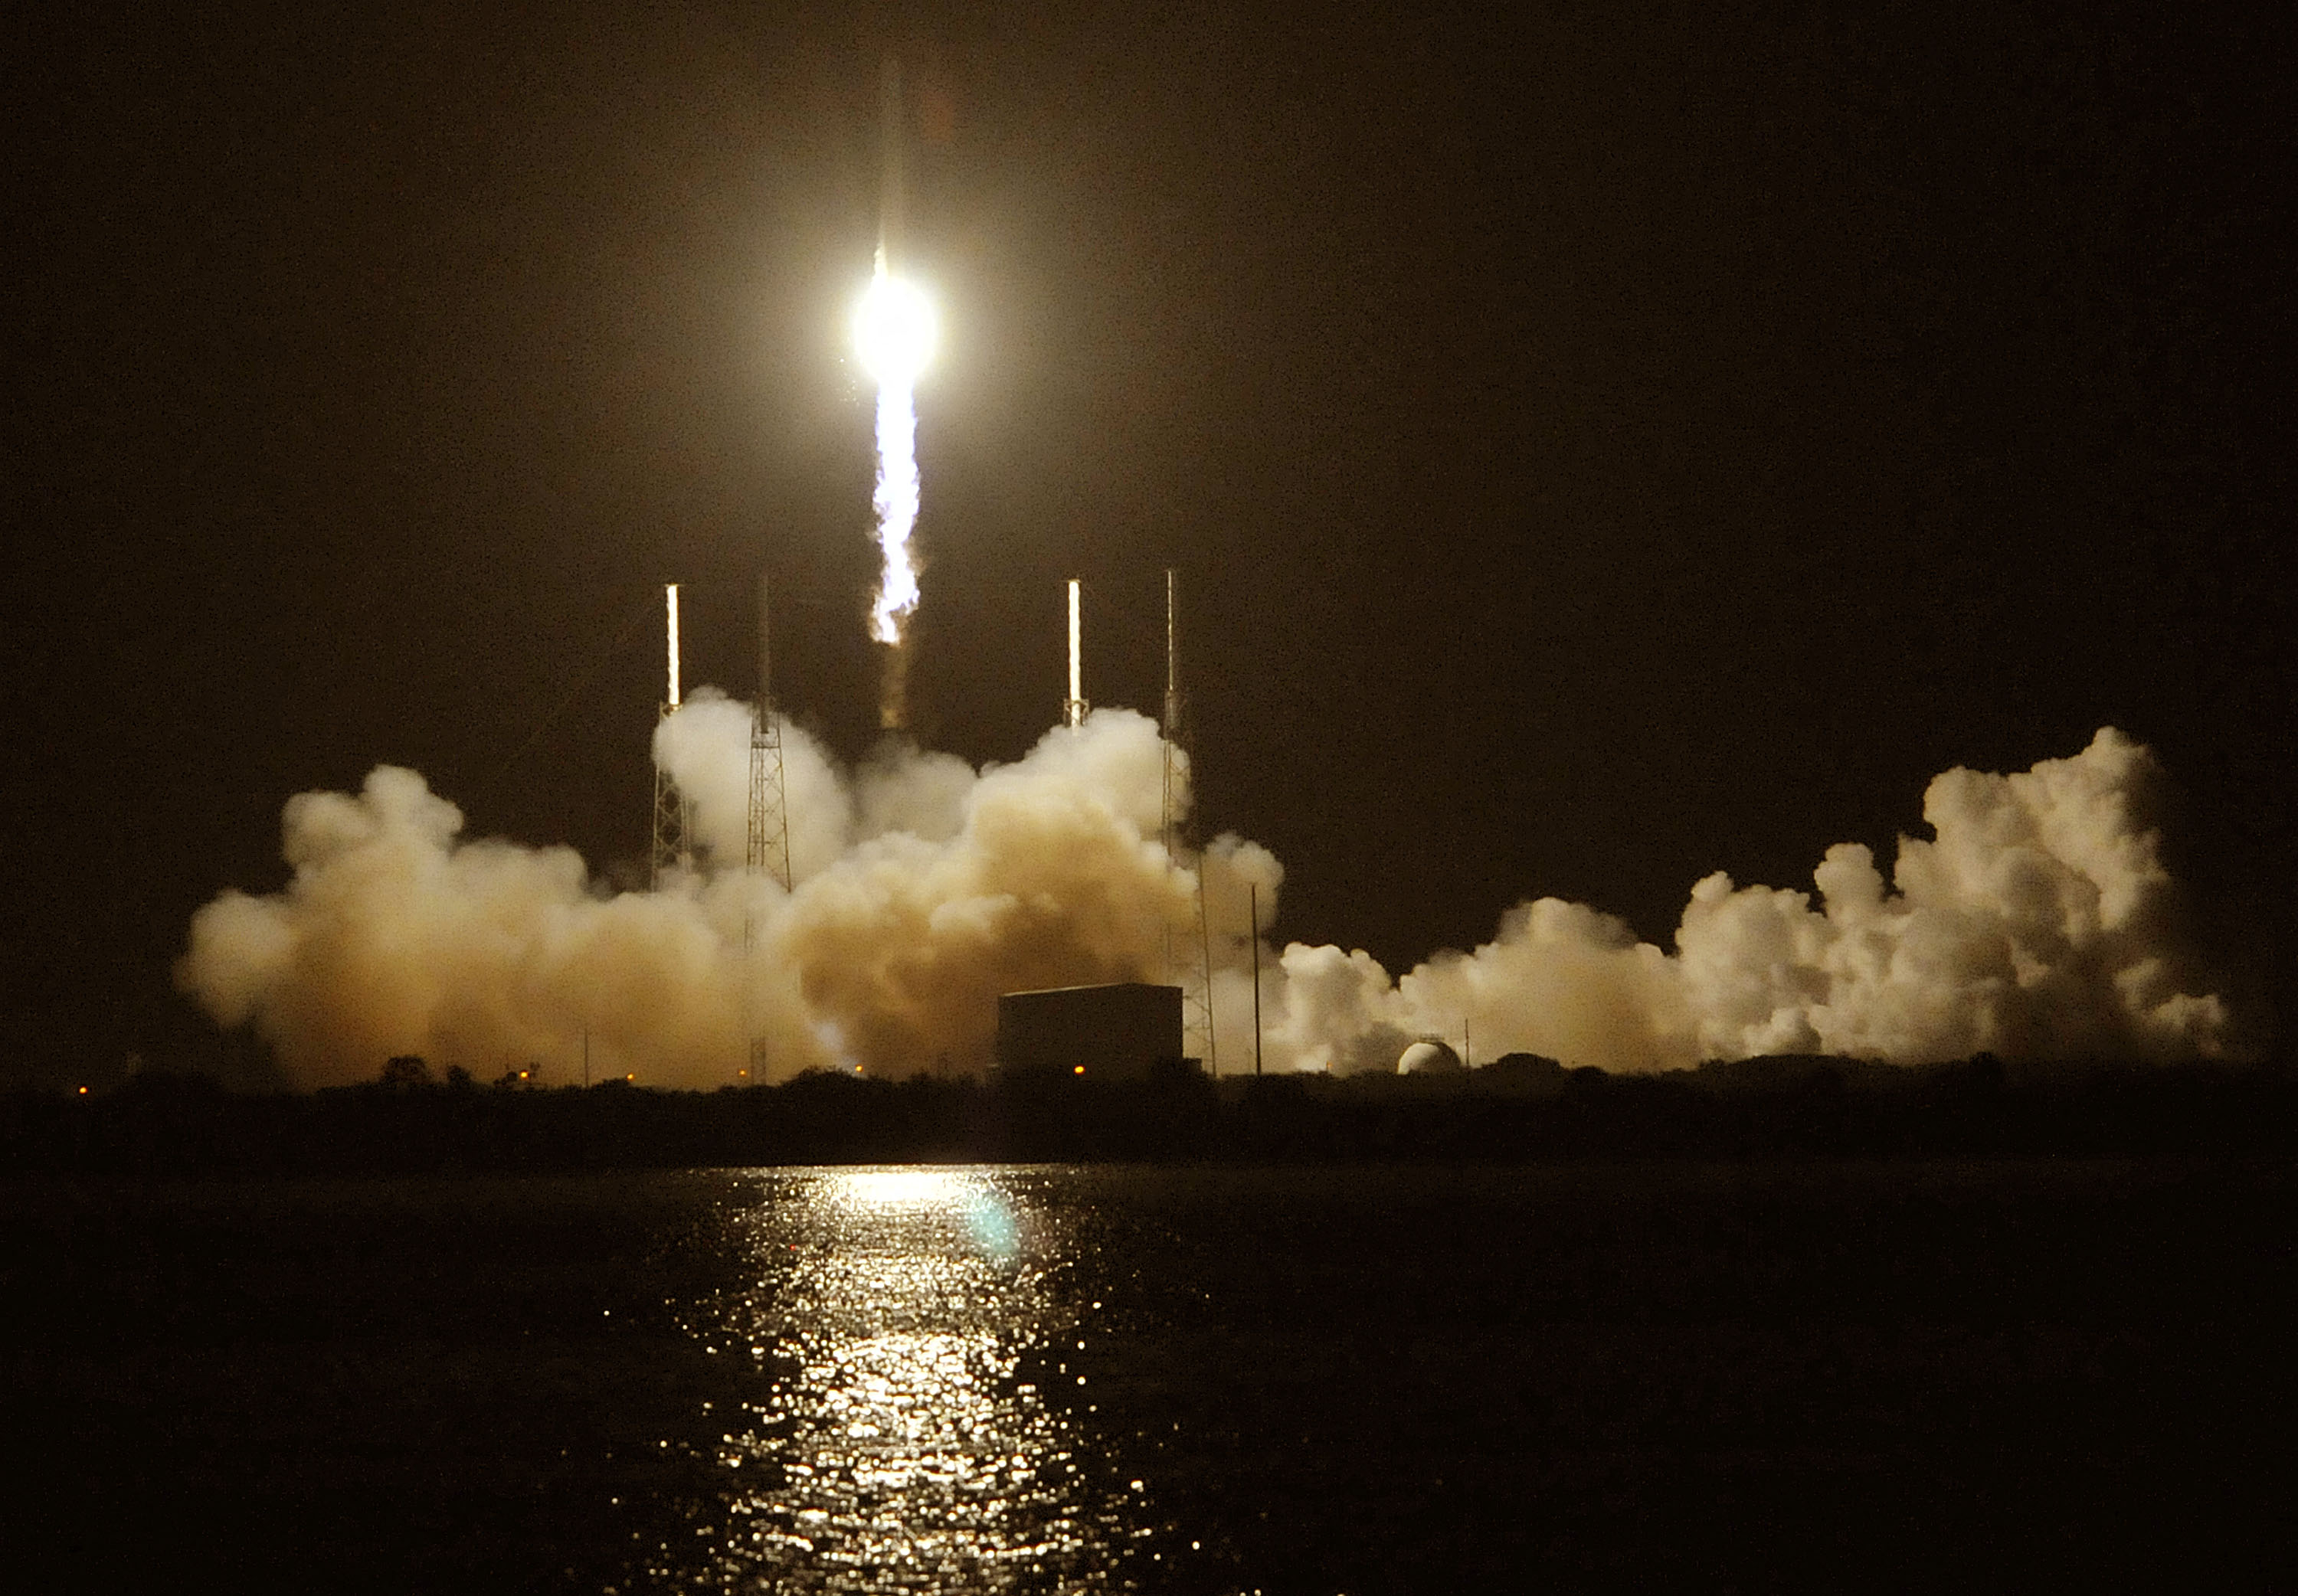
[5,1161,2287,1591]
[660,1168,1171,1591]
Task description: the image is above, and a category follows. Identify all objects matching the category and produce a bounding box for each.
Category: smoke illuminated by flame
[178,717,2234,1089]
[856,259,934,647]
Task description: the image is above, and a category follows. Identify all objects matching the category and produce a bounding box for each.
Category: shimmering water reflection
[675,1168,1158,1592]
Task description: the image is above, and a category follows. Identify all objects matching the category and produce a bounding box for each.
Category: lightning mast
[1063,577,1088,728]
[1160,568,1216,1072]
[650,584,691,889]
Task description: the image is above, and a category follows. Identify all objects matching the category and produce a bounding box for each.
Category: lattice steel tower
[745,572,792,1079]
[650,584,692,890]
[1161,568,1216,1072]
[748,572,793,892]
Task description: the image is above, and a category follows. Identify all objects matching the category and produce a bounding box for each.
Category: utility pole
[1250,881,1264,1078]
[1160,568,1216,1074]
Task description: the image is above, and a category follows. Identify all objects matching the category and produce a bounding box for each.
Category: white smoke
[1249,728,2229,1073]
[181,708,1194,1087]
[180,723,2231,1087]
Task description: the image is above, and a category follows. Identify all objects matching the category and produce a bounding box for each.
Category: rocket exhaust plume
[856,263,930,728]
[859,282,925,641]
[865,323,921,728]
[854,57,934,730]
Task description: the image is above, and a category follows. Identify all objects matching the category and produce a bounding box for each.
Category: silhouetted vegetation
[2,1054,2291,1176]
[378,1055,432,1090]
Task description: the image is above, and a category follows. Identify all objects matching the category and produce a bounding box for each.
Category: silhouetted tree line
[0,1052,2290,1176]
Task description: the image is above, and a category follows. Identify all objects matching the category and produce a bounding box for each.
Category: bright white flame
[870,379,921,644]
[853,269,938,388]
[857,263,931,646]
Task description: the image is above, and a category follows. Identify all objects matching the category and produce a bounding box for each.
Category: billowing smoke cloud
[1249,728,2230,1073]
[182,706,1195,1087]
[181,721,2231,1087]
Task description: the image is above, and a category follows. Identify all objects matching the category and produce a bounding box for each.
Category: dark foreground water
[4,1163,2290,1591]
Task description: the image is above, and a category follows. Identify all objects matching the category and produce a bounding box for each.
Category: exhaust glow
[853,269,937,388]
[856,261,934,648]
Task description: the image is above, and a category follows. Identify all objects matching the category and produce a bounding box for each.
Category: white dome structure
[1398,1039,1465,1075]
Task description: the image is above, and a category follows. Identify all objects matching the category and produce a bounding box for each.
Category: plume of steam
[181,723,2231,1088]
[182,709,1196,1087]
[178,767,745,1084]
[1249,728,2229,1073]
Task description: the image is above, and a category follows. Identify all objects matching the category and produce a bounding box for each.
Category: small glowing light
[77,1085,88,1096]
[625,1072,635,1083]
[853,270,938,385]
[1072,1065,1085,1076]
[518,1070,529,1080]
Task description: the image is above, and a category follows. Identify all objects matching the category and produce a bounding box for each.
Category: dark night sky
[5,0,2291,1084]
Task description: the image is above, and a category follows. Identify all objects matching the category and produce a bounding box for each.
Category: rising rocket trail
[866,303,921,647]
[856,56,932,729]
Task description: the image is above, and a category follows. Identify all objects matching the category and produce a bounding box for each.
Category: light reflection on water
[664,1167,1158,1593]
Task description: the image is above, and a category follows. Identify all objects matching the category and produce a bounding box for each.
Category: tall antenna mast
[1063,577,1088,727]
[1164,568,1178,728]
[1160,568,1216,1073]
[650,584,690,888]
